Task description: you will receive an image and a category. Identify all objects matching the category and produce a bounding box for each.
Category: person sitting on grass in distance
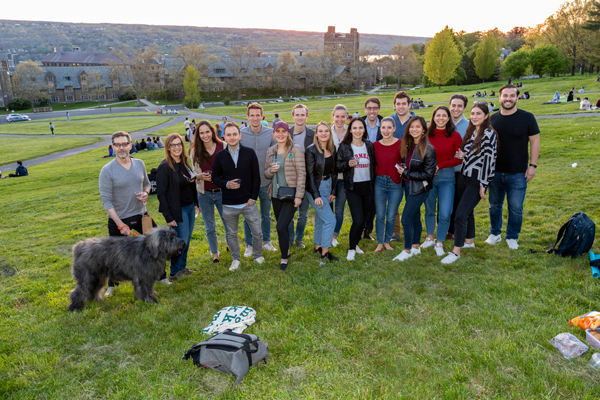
[336,117,376,261]
[392,116,437,262]
[373,117,403,253]
[107,145,115,158]
[191,120,230,263]
[140,138,147,150]
[156,133,199,281]
[422,106,462,257]
[147,138,155,151]
[305,121,340,263]
[212,122,265,272]
[264,121,306,271]
[441,103,498,264]
[9,161,28,177]
[580,97,591,110]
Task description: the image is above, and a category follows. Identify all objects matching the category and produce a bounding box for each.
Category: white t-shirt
[185,120,191,129]
[351,143,370,182]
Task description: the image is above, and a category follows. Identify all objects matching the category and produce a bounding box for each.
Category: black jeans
[346,181,374,250]
[453,174,482,248]
[107,213,165,286]
[448,171,461,235]
[272,198,298,259]
[401,186,429,251]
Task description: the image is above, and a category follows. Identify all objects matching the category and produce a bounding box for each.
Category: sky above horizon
[3,0,566,37]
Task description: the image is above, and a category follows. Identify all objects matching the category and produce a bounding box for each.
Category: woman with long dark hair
[191,121,229,263]
[422,106,463,256]
[305,121,339,262]
[156,133,200,280]
[373,117,403,252]
[264,121,306,270]
[336,117,376,261]
[441,103,498,264]
[393,116,437,262]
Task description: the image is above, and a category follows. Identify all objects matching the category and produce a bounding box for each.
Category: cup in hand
[272,160,280,172]
[204,170,212,181]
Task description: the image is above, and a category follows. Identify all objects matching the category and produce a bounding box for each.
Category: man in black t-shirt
[487,84,540,250]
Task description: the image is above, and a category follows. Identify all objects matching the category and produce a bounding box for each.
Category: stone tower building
[324,26,359,61]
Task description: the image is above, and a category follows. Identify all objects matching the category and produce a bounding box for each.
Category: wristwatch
[529,163,537,168]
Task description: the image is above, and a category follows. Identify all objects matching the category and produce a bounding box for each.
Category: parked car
[289,97,300,101]
[6,114,31,122]
[299,97,309,101]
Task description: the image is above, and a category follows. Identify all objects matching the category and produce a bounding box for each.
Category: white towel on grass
[202,306,256,335]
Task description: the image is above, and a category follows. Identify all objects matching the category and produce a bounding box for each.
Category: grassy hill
[0,19,430,61]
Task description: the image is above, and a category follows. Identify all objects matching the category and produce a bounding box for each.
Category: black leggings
[453,174,482,248]
[346,181,374,250]
[107,213,165,286]
[272,198,298,259]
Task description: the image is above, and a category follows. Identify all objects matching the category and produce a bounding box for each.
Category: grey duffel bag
[183,330,268,383]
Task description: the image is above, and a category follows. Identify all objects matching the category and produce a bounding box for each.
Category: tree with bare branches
[110,45,161,106]
[388,44,422,90]
[14,61,49,109]
[221,44,261,101]
[303,45,344,95]
[274,51,299,96]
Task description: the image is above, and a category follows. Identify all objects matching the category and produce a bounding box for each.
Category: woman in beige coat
[264,121,306,270]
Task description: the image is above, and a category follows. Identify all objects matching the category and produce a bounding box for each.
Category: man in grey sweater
[240,103,277,256]
[99,131,170,296]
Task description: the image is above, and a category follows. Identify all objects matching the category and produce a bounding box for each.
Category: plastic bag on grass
[550,332,588,359]
[202,306,256,335]
[568,311,600,330]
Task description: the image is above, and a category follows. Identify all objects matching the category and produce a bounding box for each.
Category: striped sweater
[460,128,497,188]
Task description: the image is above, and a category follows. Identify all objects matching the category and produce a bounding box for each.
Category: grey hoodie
[240,125,275,187]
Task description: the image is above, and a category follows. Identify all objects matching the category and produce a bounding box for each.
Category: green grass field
[0,136,104,166]
[1,115,600,398]
[34,112,172,122]
[202,75,600,124]
[0,117,173,136]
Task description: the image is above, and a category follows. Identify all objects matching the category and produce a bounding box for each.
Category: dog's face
[145,227,187,260]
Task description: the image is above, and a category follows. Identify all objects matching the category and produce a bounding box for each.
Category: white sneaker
[393,250,413,261]
[421,238,435,248]
[263,242,277,252]
[410,247,421,255]
[332,238,338,247]
[346,250,356,261]
[158,278,172,285]
[441,252,460,264]
[462,242,475,248]
[254,256,265,264]
[435,244,446,256]
[355,245,364,255]
[243,246,253,258]
[485,234,502,245]
[104,286,115,297]
[506,239,519,249]
[229,260,241,271]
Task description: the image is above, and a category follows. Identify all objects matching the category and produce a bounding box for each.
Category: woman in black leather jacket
[392,116,437,262]
[305,121,339,263]
[336,117,376,261]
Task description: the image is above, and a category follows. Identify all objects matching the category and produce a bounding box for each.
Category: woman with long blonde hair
[330,104,348,246]
[305,121,339,262]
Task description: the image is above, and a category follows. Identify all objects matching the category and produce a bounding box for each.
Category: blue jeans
[287,195,310,242]
[198,190,229,254]
[333,179,346,236]
[374,175,403,244]
[244,184,271,246]
[488,173,528,240]
[424,167,456,242]
[307,178,336,248]
[171,203,195,276]
[401,186,429,251]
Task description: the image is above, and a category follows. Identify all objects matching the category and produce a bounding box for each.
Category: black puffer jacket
[401,143,437,195]
[336,140,376,191]
[305,144,338,199]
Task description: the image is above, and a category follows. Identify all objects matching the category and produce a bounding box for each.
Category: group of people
[98,83,540,293]
[157,109,180,114]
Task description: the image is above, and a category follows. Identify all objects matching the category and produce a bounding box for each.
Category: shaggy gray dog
[68,227,186,311]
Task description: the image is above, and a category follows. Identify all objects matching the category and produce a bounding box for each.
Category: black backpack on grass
[183,330,268,384]
[539,212,596,258]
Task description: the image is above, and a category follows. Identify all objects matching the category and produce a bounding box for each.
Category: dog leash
[117,225,139,236]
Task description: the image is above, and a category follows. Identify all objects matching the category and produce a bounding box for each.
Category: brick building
[324,26,360,61]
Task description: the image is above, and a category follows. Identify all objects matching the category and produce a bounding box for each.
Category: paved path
[0,116,184,171]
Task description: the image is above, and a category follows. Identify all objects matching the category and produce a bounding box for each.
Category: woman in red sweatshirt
[422,106,463,256]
